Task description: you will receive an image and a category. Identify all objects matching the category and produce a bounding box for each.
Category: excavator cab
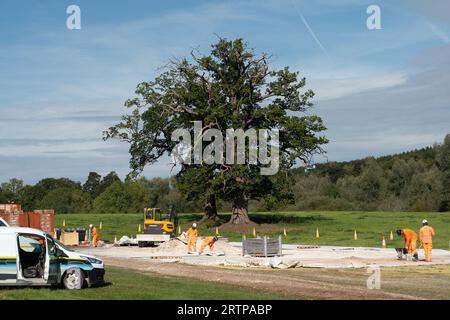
[143,207,177,236]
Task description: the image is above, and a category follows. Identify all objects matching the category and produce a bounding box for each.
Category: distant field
[0,266,284,300]
[55,211,450,249]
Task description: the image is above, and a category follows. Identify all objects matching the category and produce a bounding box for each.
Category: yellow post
[114,236,117,244]
[390,231,394,241]
[354,230,358,241]
[178,225,181,235]
[283,228,287,237]
[216,227,219,236]
[382,236,387,249]
[138,224,141,233]
[99,222,103,230]
[316,227,320,239]
[62,219,66,227]
[253,227,256,237]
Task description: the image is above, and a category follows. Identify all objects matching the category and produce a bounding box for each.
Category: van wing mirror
[54,247,65,257]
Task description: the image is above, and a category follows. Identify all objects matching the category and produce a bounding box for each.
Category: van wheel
[63,268,84,290]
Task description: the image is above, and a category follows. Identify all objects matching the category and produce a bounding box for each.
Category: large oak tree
[105,37,327,224]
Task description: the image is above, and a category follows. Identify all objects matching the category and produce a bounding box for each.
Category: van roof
[0,226,47,237]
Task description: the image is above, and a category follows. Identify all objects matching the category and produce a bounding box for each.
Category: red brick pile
[0,204,55,236]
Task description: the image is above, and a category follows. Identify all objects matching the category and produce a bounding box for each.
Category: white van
[0,227,105,290]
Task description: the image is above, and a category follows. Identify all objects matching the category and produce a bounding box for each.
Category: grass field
[3,264,448,300]
[55,211,450,249]
[0,266,286,300]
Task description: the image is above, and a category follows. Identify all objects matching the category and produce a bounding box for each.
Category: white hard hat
[422,219,428,224]
[192,223,197,228]
[89,224,93,228]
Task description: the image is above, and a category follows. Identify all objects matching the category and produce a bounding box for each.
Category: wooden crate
[61,232,79,246]
[242,235,282,257]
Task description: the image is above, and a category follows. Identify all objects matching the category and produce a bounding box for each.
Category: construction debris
[76,242,450,269]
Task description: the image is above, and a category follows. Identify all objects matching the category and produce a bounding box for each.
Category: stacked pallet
[242,235,282,257]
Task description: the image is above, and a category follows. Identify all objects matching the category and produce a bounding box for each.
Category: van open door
[46,235,60,283]
[16,233,48,284]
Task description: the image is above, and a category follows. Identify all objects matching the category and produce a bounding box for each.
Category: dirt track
[102,256,426,300]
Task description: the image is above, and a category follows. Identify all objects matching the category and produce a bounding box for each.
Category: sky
[0,0,449,184]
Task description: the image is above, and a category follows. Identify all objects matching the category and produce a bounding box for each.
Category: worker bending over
[186,223,199,253]
[90,224,99,247]
[420,219,435,262]
[396,228,418,261]
[199,236,218,255]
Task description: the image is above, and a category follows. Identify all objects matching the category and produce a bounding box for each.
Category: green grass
[55,211,450,249]
[0,266,286,300]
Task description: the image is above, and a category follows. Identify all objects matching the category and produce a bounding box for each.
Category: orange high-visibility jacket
[420,226,435,244]
[202,236,215,247]
[187,227,198,239]
[92,227,98,237]
[402,228,417,247]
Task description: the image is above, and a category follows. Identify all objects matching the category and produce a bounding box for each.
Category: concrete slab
[75,241,450,269]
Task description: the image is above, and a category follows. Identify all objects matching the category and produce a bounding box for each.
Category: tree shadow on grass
[179,213,333,225]
[248,214,333,225]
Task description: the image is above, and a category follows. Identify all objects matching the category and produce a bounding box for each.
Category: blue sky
[1,0,449,184]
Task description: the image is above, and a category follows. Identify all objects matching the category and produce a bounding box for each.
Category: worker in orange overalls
[396,228,418,261]
[186,223,199,253]
[198,236,218,255]
[90,224,99,247]
[420,219,435,262]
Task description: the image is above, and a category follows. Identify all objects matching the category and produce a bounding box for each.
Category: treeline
[279,134,449,212]
[1,134,449,214]
[0,173,199,214]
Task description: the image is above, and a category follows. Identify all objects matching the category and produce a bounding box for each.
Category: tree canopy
[105,37,328,224]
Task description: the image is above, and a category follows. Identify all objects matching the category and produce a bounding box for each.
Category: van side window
[46,235,56,255]
[18,235,45,253]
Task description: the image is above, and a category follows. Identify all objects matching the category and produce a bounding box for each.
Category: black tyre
[63,268,84,290]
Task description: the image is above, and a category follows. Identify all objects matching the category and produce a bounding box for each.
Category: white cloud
[307,68,407,101]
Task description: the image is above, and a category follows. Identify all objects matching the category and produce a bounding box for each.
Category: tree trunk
[228,193,251,224]
[200,194,220,222]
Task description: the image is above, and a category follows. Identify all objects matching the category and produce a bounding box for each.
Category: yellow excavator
[137,207,178,247]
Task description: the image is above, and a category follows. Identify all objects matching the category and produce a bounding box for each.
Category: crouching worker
[199,236,218,255]
[186,223,199,254]
[396,228,418,261]
[420,219,435,262]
